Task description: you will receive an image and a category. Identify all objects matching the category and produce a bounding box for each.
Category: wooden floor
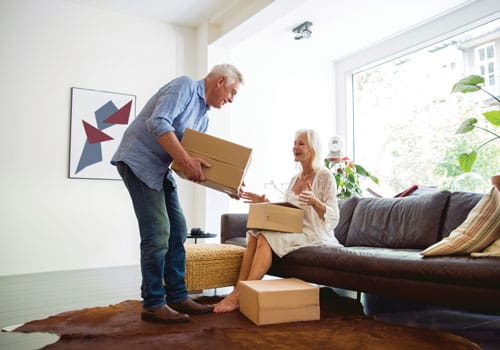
[1,266,499,349]
[0,265,142,349]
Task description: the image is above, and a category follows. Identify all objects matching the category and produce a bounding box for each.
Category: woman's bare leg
[236,234,259,281]
[214,235,272,313]
[213,235,258,313]
[246,235,272,280]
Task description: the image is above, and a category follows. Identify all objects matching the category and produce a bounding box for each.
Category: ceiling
[65,0,476,60]
[64,0,244,27]
[228,0,475,60]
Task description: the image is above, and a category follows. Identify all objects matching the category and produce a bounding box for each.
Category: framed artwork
[69,87,136,180]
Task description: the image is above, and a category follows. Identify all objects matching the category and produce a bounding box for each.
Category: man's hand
[157,131,210,183]
[227,181,246,200]
[181,156,211,183]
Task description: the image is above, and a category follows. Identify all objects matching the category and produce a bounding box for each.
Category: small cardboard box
[239,278,320,325]
[246,202,304,232]
[171,128,252,196]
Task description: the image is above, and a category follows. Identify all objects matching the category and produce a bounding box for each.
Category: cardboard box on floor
[171,128,252,197]
[246,202,304,232]
[239,278,320,325]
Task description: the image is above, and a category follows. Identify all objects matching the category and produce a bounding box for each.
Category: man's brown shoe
[141,305,190,323]
[168,298,214,315]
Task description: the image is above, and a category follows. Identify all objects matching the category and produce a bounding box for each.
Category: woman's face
[293,133,314,165]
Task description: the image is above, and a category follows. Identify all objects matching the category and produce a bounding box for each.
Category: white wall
[226,31,336,213]
[0,0,199,275]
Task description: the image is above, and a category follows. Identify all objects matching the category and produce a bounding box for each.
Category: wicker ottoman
[184,243,246,291]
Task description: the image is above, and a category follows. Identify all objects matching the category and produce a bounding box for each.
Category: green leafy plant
[451,75,500,172]
[325,157,379,199]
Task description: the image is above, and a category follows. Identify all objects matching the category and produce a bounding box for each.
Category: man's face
[207,76,240,109]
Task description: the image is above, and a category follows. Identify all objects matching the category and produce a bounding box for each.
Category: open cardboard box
[247,202,304,232]
[239,278,320,325]
[171,128,252,197]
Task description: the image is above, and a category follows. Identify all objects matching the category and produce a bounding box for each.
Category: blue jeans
[117,162,188,310]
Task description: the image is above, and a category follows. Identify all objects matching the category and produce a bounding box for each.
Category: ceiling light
[293,21,312,40]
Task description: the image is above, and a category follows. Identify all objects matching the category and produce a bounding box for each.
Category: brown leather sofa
[220,191,500,315]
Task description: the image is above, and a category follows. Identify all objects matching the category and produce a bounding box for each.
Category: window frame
[334,3,500,159]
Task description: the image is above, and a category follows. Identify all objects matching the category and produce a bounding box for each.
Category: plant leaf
[451,75,484,93]
[483,110,500,126]
[355,164,369,176]
[369,175,379,184]
[458,152,477,172]
[456,118,478,134]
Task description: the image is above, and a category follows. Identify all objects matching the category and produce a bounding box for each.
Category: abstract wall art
[69,87,136,180]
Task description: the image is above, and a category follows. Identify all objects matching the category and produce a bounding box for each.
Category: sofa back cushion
[440,191,483,239]
[335,197,360,245]
[344,191,451,249]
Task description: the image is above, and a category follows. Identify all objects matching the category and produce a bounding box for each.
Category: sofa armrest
[220,213,248,246]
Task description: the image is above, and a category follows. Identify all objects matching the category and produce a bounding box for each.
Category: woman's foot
[213,291,239,313]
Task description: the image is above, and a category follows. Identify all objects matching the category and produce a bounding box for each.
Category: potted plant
[325,157,379,199]
[451,75,500,173]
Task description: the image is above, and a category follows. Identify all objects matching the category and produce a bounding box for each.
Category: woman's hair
[207,64,244,85]
[295,128,323,172]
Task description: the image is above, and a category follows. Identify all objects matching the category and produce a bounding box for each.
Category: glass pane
[488,62,494,73]
[486,44,494,59]
[352,18,500,195]
[479,48,485,61]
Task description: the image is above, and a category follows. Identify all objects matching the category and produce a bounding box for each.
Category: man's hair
[207,64,244,85]
[295,129,324,171]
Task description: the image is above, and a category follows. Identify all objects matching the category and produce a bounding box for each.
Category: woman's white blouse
[247,167,341,258]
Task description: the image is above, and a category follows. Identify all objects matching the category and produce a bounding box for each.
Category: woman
[213,129,340,313]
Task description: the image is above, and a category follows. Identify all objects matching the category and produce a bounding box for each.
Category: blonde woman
[214,129,340,313]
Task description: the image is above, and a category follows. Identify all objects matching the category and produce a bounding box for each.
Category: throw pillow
[471,237,500,257]
[345,191,451,249]
[440,191,483,238]
[420,186,500,256]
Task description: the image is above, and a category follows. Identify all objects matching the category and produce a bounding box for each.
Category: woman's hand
[299,182,326,220]
[298,181,318,206]
[240,191,268,203]
[298,190,319,206]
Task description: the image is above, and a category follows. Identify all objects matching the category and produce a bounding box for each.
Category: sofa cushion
[273,245,500,289]
[420,186,500,256]
[440,191,483,239]
[345,191,450,249]
[334,197,360,245]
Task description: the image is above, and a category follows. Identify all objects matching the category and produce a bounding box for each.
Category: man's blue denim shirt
[111,76,209,191]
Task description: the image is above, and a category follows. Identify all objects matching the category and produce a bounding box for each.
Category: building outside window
[475,43,496,93]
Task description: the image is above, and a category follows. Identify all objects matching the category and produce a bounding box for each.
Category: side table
[187,232,217,244]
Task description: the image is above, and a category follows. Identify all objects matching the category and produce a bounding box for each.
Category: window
[476,43,496,91]
[346,16,500,195]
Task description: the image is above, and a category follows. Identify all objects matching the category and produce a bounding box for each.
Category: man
[112,64,243,323]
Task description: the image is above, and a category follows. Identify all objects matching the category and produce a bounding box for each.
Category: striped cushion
[471,237,500,257]
[420,186,500,256]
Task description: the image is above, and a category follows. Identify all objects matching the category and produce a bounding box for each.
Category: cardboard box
[246,202,304,232]
[239,278,320,325]
[171,128,252,196]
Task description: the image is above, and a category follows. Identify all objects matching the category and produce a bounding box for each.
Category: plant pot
[491,175,500,191]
